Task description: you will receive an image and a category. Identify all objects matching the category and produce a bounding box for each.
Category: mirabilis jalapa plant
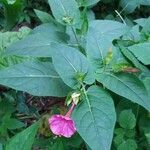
[0,0,150,149]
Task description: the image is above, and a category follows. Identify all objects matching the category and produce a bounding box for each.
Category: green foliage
[96,72,150,110]
[73,86,116,150]
[86,20,127,69]
[5,121,39,150]
[76,0,101,7]
[48,0,80,25]
[51,44,94,89]
[128,42,150,65]
[120,0,150,14]
[0,61,71,97]
[0,0,150,149]
[34,9,55,24]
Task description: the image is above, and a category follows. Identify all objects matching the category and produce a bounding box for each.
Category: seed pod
[122,67,140,73]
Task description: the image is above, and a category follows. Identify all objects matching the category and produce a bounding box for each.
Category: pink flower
[48,103,76,138]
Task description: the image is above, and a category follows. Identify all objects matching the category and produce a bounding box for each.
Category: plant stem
[71,26,80,46]
[65,102,76,117]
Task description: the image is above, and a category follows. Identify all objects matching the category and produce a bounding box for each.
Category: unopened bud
[71,92,81,105]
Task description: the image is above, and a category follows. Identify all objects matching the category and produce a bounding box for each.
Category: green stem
[71,26,80,47]
[71,27,86,55]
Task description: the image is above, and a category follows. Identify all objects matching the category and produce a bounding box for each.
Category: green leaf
[0,61,71,97]
[86,20,127,68]
[51,44,94,89]
[120,0,150,14]
[96,72,150,110]
[143,77,150,95]
[0,113,25,133]
[128,42,150,65]
[48,0,80,25]
[32,23,65,34]
[0,143,3,150]
[118,43,149,73]
[0,100,15,116]
[120,0,140,14]
[73,85,116,150]
[119,110,136,129]
[5,121,39,150]
[34,9,55,23]
[118,139,138,150]
[135,17,150,34]
[4,32,68,57]
[76,0,101,7]
[7,119,25,130]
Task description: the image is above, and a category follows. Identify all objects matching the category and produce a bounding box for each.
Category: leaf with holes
[73,85,116,150]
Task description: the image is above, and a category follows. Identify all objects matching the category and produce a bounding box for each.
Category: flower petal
[48,114,76,138]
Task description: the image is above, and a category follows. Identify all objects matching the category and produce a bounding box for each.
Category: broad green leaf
[119,110,136,129]
[0,100,15,116]
[128,43,150,65]
[140,0,150,5]
[134,17,150,34]
[96,72,150,110]
[134,17,150,27]
[51,44,94,89]
[34,9,55,23]
[86,20,127,68]
[32,23,65,34]
[76,0,101,6]
[48,0,80,25]
[118,43,149,73]
[120,0,150,14]
[4,32,68,57]
[73,86,116,150]
[5,121,39,150]
[120,0,140,14]
[0,113,24,134]
[0,61,71,97]
[0,143,3,150]
[7,119,25,130]
[122,25,141,42]
[143,77,150,95]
